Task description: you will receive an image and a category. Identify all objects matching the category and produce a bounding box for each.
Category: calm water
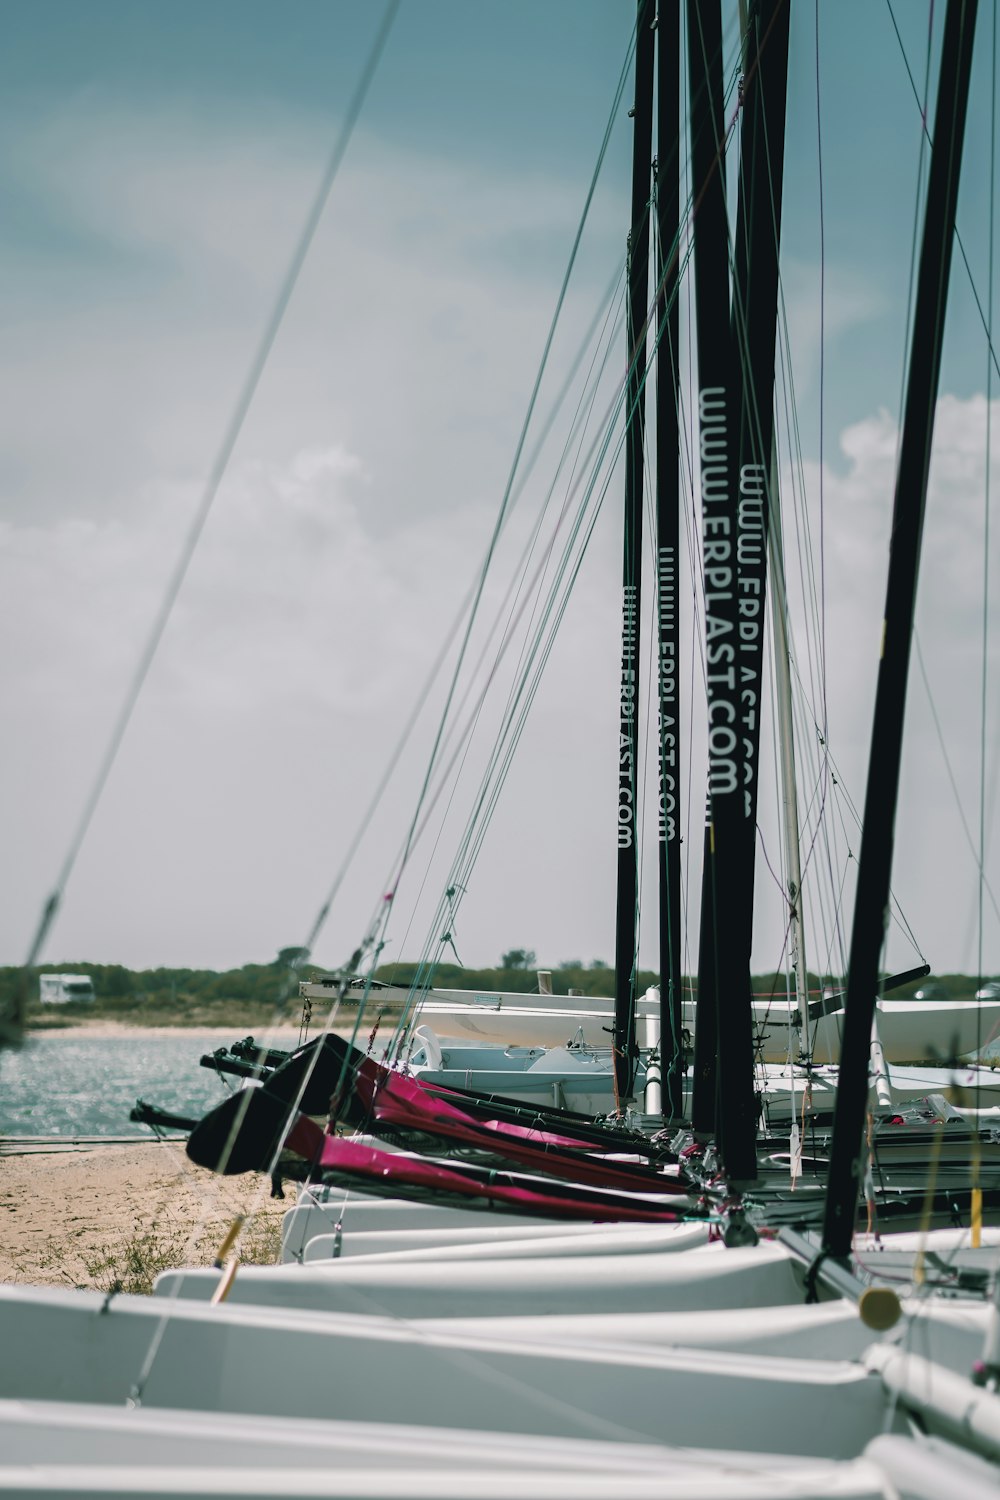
[0,1032,261,1136]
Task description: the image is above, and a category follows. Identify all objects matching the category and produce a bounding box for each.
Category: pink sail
[283,1115,693,1222]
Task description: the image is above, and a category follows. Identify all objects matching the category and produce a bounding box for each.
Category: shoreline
[24,1021,308,1040]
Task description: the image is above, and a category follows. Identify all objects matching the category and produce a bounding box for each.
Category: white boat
[303,980,1000,1066]
[3,1401,995,1500]
[6,5,1000,1497]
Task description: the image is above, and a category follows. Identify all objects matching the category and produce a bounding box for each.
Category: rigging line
[509,259,629,514]
[915,633,1000,930]
[433,456,626,972]
[395,26,707,1008]
[380,285,629,1002]
[980,0,997,1019]
[397,412,629,1028]
[772,316,827,884]
[895,0,936,441]
[379,481,624,1030]
[21,0,401,974]
[776,303,825,736]
[380,234,694,1005]
[388,241,671,960]
[768,132,832,765]
[813,0,830,793]
[377,14,639,931]
[127,974,355,1402]
[308,260,631,996]
[796,679,925,966]
[402,394,630,1012]
[380,305,631,993]
[444,274,629,792]
[888,0,1000,384]
[312,42,642,1015]
[384,272,629,969]
[450,293,629,849]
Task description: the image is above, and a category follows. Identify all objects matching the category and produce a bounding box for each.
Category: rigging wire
[344,16,642,1000]
[913,634,1000,932]
[301,256,631,1000]
[887,0,1000,385]
[158,11,660,1244]
[386,276,629,990]
[389,368,633,1041]
[371,132,710,1025]
[893,2,937,443]
[21,0,402,974]
[979,0,997,1040]
[813,0,829,775]
[379,274,631,993]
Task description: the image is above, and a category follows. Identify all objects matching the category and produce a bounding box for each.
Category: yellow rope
[913,1115,945,1287]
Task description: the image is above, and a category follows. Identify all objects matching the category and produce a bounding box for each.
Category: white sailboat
[5,3,1000,1497]
[300,975,1000,1064]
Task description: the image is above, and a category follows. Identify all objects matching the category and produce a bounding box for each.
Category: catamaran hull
[0,1284,904,1458]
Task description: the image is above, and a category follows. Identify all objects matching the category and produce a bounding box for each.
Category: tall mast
[822,0,977,1259]
[722,0,790,1169]
[613,0,656,1103]
[656,1,683,1119]
[687,0,753,1167]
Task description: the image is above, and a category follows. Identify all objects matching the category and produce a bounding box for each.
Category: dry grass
[81,1212,284,1296]
[0,1142,287,1293]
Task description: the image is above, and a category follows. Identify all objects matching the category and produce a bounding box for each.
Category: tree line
[1,952,986,1021]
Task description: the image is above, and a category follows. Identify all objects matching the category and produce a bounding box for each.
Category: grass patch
[240,1213,283,1266]
[83,1231,185,1297]
[80,1212,283,1298]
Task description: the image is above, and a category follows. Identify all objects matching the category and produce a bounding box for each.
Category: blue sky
[3,1,1000,986]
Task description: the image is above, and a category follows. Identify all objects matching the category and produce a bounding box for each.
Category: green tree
[276,946,310,969]
[500,948,536,971]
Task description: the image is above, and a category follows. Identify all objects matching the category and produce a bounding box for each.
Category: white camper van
[38,974,95,1005]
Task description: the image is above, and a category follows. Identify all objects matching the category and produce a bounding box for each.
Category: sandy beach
[25,1021,307,1041]
[1,1021,364,1290]
[0,1138,289,1293]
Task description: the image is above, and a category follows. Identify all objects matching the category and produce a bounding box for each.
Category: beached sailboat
[6,4,1000,1496]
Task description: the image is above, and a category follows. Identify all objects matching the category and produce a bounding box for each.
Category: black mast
[721,0,790,1151]
[686,0,758,1180]
[613,0,655,1103]
[656,2,684,1119]
[822,0,977,1259]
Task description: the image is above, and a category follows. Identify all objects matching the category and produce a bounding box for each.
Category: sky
[2,1,1000,985]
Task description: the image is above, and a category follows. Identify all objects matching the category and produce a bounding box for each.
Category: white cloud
[0,94,630,969]
[6,90,1000,982]
[776,394,1000,977]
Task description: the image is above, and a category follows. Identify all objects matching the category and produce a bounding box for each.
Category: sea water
[0,1032,262,1137]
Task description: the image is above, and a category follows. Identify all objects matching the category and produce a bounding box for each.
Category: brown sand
[0,1140,287,1292]
[25,1022,305,1041]
[2,1021,358,1291]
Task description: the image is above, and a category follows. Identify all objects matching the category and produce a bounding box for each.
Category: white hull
[401,1030,1000,1123]
[2,1397,974,1500]
[0,1283,912,1455]
[307,984,1000,1064]
[406,1034,644,1115]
